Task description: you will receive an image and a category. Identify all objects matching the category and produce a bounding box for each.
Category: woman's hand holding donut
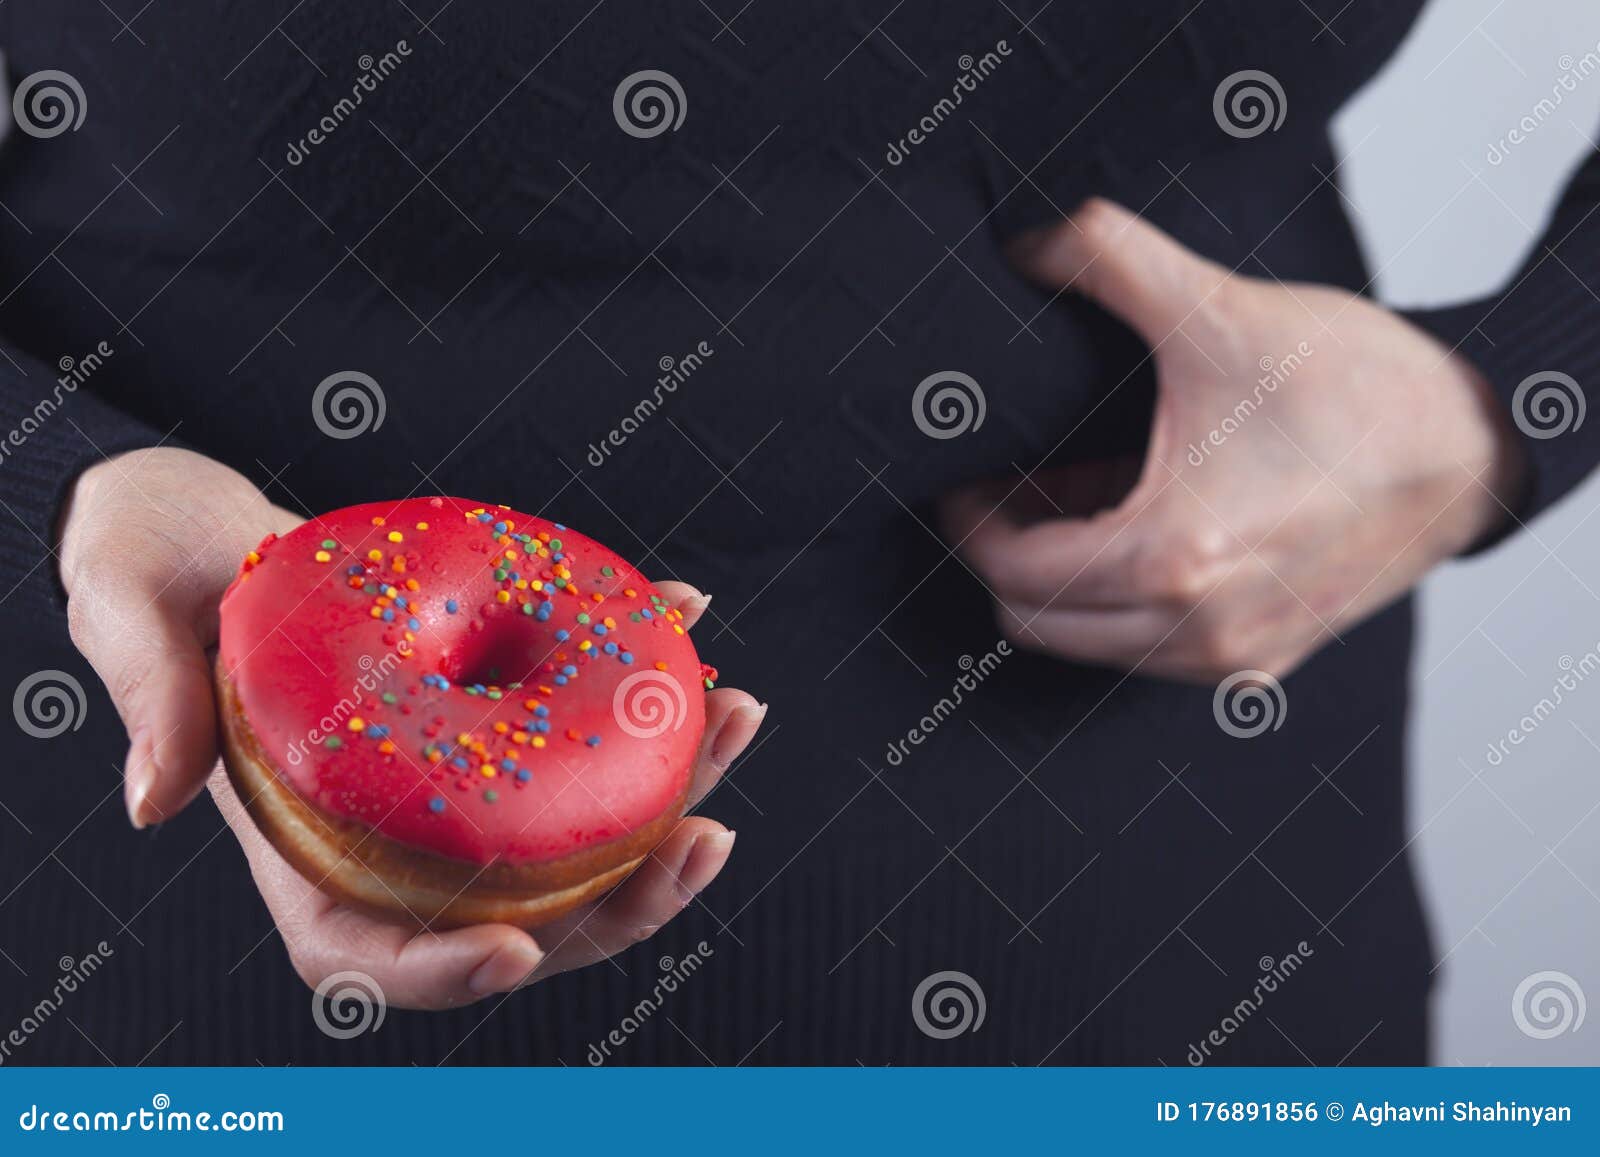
[58,448,765,1007]
[941,199,1528,683]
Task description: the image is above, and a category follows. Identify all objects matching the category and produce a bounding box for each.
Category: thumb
[67,582,219,828]
[1007,198,1229,349]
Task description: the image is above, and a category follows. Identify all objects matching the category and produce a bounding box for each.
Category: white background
[1335,0,1600,1063]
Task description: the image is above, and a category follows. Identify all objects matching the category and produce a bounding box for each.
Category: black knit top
[1,1,1596,1064]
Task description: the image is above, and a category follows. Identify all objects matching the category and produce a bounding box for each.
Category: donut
[214,497,716,928]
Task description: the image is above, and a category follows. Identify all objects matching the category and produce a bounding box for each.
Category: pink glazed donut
[215,497,714,927]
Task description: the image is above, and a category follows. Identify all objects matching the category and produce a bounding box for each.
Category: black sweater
[1,1,1596,1064]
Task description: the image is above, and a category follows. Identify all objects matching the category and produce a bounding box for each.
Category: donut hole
[440,620,550,689]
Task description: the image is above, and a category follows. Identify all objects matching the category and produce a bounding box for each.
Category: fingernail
[711,703,766,770]
[467,939,545,996]
[677,830,736,901]
[688,593,713,614]
[125,734,154,830]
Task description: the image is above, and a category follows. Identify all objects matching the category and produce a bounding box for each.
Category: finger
[68,584,219,828]
[653,579,712,629]
[1007,198,1230,348]
[523,817,735,980]
[492,691,760,979]
[306,906,545,1008]
[689,687,766,807]
[996,601,1177,667]
[209,765,546,1008]
[939,484,1145,609]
